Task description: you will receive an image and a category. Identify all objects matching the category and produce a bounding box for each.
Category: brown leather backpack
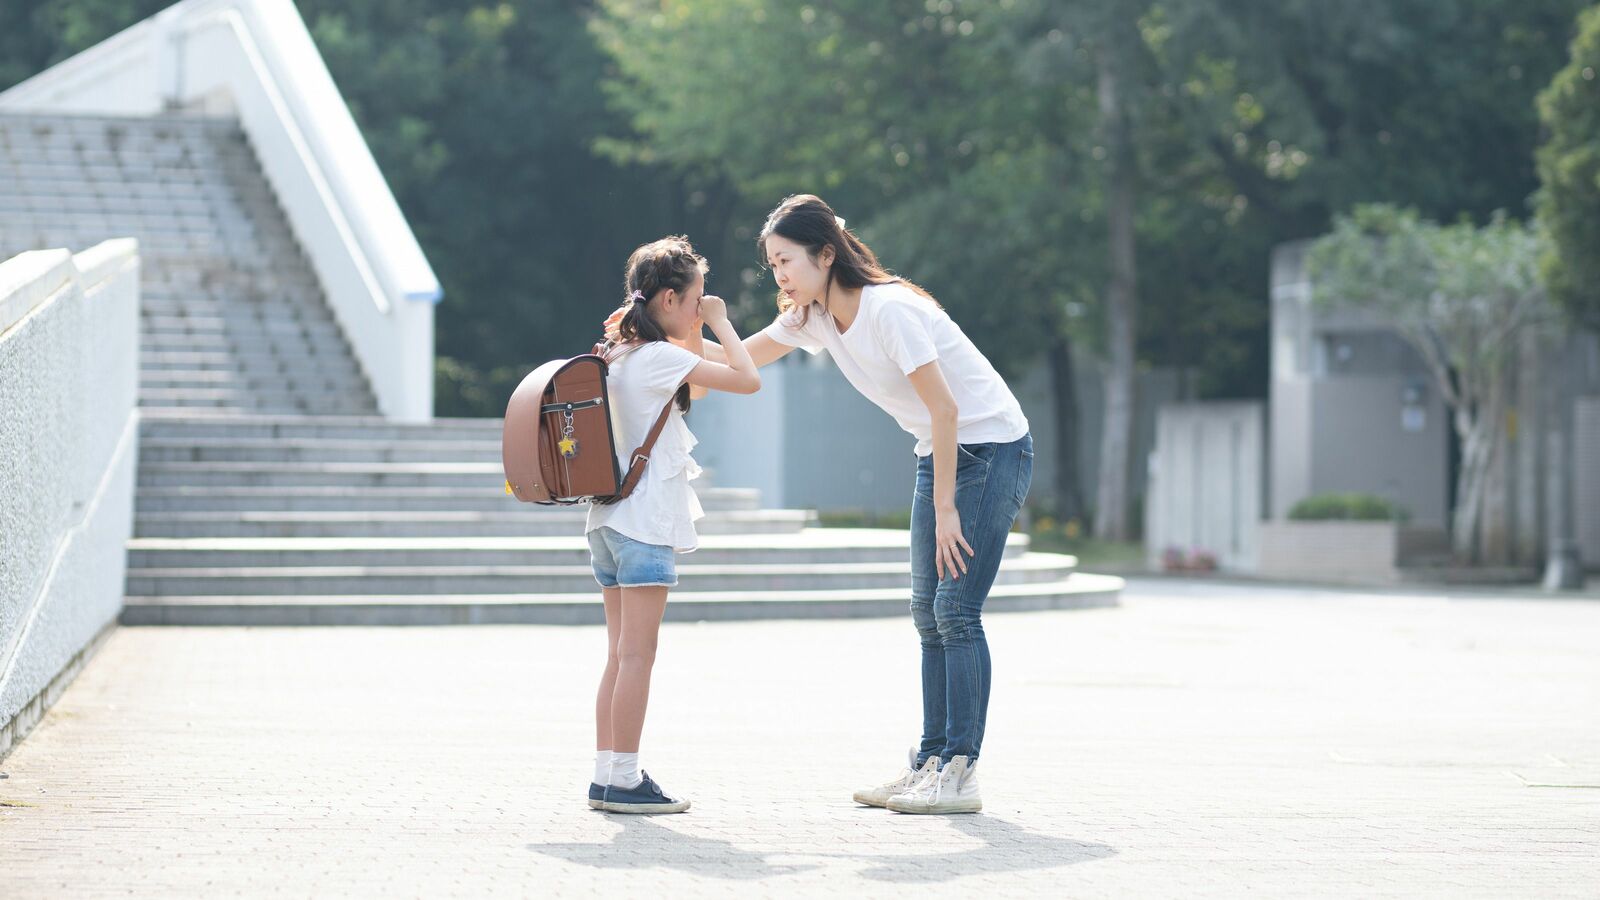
[501,342,679,506]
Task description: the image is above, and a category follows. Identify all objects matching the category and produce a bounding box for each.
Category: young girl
[586,237,759,814]
[689,196,1032,814]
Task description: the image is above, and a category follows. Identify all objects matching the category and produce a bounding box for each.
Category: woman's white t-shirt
[761,281,1028,456]
[584,342,705,552]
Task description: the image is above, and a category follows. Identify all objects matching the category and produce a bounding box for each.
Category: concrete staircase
[0,112,1121,625]
[0,114,375,415]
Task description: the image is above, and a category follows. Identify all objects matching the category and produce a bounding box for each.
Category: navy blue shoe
[600,771,690,814]
[587,782,605,810]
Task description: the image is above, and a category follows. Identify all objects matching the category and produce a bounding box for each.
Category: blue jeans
[910,433,1033,765]
[587,527,678,588]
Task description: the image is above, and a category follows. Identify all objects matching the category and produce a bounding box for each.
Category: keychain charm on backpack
[559,410,580,459]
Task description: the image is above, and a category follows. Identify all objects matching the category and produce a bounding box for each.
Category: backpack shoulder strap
[613,396,679,501]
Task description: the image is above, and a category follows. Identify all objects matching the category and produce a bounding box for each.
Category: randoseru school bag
[501,341,680,506]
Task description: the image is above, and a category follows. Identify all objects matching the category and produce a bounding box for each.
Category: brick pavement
[2,579,1597,897]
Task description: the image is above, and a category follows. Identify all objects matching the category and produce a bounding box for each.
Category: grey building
[1269,241,1451,529]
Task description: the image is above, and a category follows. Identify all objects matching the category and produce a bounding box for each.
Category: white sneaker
[853,749,939,808]
[886,755,982,814]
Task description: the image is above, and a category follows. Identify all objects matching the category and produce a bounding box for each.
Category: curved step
[123,550,1071,596]
[125,530,1030,568]
[119,574,1125,625]
[133,508,816,538]
[131,485,763,513]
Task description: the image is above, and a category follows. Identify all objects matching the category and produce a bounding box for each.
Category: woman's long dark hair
[757,194,938,326]
[614,235,705,413]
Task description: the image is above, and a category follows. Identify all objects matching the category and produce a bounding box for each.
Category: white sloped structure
[0,0,439,421]
[0,241,140,757]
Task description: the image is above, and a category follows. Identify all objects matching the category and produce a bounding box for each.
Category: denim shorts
[587,526,678,588]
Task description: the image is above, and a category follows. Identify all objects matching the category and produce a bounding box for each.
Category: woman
[688,194,1033,814]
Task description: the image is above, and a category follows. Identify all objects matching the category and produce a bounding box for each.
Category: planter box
[1257,520,1401,585]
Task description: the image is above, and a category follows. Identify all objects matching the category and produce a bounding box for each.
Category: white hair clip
[835,216,847,229]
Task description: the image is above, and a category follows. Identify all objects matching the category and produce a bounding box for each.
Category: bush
[1288,493,1407,522]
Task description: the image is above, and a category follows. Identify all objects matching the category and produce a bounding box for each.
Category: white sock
[608,751,642,789]
[594,751,610,786]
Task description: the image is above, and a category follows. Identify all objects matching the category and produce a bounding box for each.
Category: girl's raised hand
[603,306,626,342]
[698,295,728,325]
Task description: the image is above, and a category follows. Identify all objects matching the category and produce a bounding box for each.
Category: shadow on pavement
[526,815,821,880]
[854,814,1116,883]
[526,811,1115,882]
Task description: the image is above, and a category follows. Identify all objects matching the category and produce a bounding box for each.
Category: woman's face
[765,233,832,306]
[650,270,705,340]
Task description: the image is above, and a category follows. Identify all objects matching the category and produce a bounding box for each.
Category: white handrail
[197,8,390,315]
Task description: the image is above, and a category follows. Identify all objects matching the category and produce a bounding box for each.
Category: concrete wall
[1144,402,1265,572]
[1577,397,1600,570]
[1306,377,1450,527]
[0,241,139,757]
[1269,242,1450,527]
[1257,521,1400,585]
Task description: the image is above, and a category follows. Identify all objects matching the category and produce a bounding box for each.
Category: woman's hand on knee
[935,506,974,580]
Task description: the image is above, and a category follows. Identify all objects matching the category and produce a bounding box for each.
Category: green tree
[1308,205,1554,562]
[298,0,717,416]
[0,1,170,88]
[594,0,1157,527]
[1537,3,1600,331]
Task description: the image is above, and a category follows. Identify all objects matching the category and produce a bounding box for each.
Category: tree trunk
[1451,406,1495,563]
[1093,39,1139,542]
[1048,333,1086,525]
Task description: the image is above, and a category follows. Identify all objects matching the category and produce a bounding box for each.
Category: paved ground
[2,578,1598,898]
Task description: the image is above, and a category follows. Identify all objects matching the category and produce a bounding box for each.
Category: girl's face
[650,270,705,340]
[765,234,833,306]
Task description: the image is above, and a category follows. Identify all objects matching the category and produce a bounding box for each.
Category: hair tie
[627,289,645,305]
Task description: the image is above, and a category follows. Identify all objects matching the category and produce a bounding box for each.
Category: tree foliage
[1536,4,1600,331]
[1308,204,1554,559]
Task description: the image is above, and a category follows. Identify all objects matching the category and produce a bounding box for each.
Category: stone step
[133,508,814,538]
[134,461,524,489]
[141,314,339,338]
[139,334,353,358]
[119,573,1125,626]
[138,387,372,408]
[139,414,505,441]
[138,436,498,464]
[131,484,762,513]
[136,404,280,416]
[139,352,362,377]
[142,259,312,281]
[138,279,324,298]
[138,375,369,397]
[140,324,348,347]
[124,530,1019,569]
[123,550,1070,596]
[139,301,333,323]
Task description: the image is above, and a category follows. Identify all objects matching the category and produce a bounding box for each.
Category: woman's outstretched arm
[695,332,794,368]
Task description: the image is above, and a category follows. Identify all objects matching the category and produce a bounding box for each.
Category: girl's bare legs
[594,587,623,754]
[608,585,669,752]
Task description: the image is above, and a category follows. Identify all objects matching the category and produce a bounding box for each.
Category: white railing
[0,241,140,741]
[0,0,439,421]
